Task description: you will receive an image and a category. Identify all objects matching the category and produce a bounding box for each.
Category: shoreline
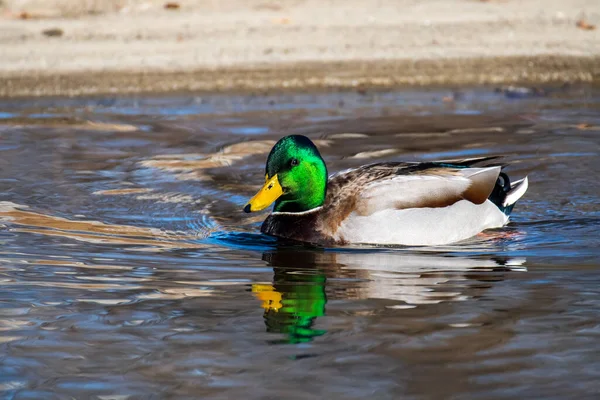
[2,56,599,98]
[1,0,598,97]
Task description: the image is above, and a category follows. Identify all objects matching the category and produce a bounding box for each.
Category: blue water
[0,86,599,399]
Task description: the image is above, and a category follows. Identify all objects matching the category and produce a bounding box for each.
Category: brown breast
[261,210,334,245]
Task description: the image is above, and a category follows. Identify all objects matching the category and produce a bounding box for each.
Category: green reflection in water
[253,250,327,344]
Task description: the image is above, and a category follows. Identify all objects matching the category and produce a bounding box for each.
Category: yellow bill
[244,174,283,213]
[251,284,282,312]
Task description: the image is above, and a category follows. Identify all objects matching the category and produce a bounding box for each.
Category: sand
[0,0,599,97]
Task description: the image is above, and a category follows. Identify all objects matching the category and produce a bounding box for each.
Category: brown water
[1,86,599,399]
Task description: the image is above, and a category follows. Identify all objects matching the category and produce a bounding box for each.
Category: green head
[244,135,328,213]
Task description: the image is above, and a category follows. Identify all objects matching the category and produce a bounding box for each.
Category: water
[1,86,599,399]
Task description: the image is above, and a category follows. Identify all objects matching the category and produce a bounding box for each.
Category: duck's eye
[290,158,299,167]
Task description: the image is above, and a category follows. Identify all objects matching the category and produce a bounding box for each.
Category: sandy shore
[1,0,599,97]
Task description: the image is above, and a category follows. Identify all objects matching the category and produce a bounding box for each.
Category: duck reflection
[252,250,328,344]
[252,247,526,343]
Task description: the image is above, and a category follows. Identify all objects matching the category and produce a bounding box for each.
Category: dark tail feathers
[488,172,529,215]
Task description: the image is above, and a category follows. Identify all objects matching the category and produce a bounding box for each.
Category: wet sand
[1,0,599,97]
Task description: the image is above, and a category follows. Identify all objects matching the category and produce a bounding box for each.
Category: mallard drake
[243,135,528,246]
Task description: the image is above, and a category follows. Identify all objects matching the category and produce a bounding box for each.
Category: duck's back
[323,160,527,245]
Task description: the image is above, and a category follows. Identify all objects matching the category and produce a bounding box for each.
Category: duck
[243,135,528,246]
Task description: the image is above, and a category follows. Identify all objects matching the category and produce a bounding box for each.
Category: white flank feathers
[334,199,509,246]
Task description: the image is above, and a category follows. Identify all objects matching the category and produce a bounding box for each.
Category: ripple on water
[0,88,599,399]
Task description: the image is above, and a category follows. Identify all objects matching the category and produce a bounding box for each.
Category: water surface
[1,86,599,399]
